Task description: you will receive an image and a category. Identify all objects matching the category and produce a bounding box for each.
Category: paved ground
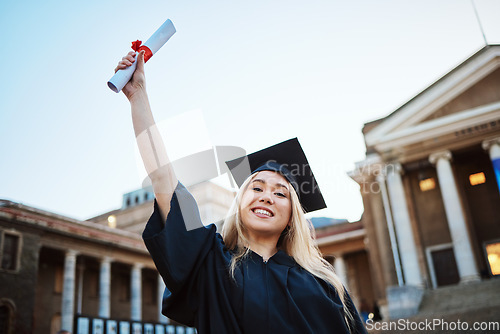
[367,279,500,334]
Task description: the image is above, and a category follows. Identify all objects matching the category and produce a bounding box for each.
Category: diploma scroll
[108,19,176,93]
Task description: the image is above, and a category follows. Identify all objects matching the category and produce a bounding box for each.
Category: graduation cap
[225,138,326,213]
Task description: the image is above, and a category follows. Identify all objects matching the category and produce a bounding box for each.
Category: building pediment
[365,45,500,155]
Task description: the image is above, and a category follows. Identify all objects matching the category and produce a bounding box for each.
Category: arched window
[0,299,15,334]
[0,305,9,334]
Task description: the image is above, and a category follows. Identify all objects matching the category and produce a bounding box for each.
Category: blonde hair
[221,172,354,330]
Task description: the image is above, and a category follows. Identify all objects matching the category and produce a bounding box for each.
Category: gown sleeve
[142,182,218,325]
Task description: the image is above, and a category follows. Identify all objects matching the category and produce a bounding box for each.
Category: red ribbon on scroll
[131,40,153,62]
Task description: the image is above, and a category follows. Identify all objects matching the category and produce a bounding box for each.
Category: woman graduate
[115,51,367,334]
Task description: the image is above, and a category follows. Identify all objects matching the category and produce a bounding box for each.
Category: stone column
[61,250,78,332]
[99,257,112,318]
[76,262,85,315]
[334,255,349,289]
[130,264,143,321]
[157,274,169,324]
[385,163,423,286]
[482,138,500,194]
[376,173,404,287]
[429,151,480,283]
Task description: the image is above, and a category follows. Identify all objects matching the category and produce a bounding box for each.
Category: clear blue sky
[1,0,499,222]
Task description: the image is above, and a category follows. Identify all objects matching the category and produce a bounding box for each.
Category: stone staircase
[418,278,500,316]
[368,279,500,334]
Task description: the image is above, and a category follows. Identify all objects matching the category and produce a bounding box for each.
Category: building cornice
[366,45,500,146]
[315,228,366,247]
[0,201,146,253]
[373,101,500,152]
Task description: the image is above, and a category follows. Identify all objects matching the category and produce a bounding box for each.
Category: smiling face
[239,171,292,239]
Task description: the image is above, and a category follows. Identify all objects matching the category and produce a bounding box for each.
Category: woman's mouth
[252,208,274,217]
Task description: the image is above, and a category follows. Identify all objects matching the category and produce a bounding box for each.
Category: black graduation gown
[143,183,367,334]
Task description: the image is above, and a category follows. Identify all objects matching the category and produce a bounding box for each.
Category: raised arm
[115,50,176,219]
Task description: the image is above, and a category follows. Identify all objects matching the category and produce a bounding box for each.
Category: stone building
[349,44,500,319]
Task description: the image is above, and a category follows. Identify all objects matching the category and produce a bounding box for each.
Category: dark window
[143,277,157,305]
[120,275,131,301]
[1,232,21,271]
[431,248,459,287]
[0,299,15,334]
[54,265,63,293]
[89,270,99,297]
[0,305,9,333]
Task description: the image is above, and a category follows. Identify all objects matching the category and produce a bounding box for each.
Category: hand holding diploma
[108,18,176,93]
[115,50,146,100]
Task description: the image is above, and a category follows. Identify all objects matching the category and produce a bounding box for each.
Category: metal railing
[74,315,197,334]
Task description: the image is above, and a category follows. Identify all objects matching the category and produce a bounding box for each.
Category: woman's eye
[275,192,286,198]
[252,187,262,192]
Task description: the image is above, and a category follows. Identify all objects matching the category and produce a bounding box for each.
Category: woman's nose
[259,190,274,204]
